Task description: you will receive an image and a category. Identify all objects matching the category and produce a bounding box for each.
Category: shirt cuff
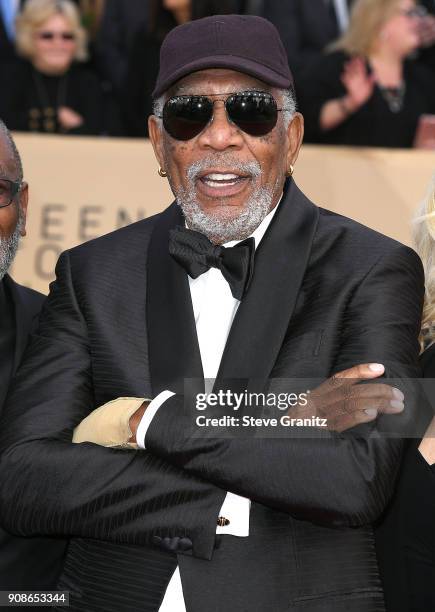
[137,394,250,537]
[137,390,175,449]
[216,492,250,537]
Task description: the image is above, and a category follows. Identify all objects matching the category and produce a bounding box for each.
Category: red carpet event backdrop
[9,133,435,294]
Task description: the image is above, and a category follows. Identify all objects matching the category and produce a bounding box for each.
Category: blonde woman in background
[299,0,435,147]
[0,0,102,135]
[415,182,435,468]
[376,183,435,612]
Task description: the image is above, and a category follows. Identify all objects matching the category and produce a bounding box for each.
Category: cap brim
[152,54,293,98]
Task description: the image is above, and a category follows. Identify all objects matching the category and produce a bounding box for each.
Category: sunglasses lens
[0,179,15,208]
[163,96,213,140]
[38,31,75,40]
[227,93,278,136]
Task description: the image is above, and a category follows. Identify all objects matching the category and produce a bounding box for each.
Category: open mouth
[197,171,251,198]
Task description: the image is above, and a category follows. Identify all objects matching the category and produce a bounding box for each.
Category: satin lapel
[147,202,204,397]
[4,276,35,375]
[215,180,319,386]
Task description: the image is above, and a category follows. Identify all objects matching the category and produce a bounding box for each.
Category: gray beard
[0,209,23,281]
[173,155,277,244]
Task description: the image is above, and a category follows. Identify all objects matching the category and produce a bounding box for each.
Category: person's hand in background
[320,57,375,131]
[340,56,376,113]
[58,106,84,131]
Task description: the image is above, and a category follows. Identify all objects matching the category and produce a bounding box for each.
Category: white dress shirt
[332,0,350,33]
[137,202,280,610]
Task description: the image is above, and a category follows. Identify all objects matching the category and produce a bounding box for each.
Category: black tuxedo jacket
[96,0,150,90]
[0,276,67,590]
[0,17,14,63]
[0,276,44,409]
[264,0,354,79]
[0,181,424,611]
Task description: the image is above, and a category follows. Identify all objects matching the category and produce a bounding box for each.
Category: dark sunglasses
[0,178,22,209]
[38,31,76,41]
[158,91,289,141]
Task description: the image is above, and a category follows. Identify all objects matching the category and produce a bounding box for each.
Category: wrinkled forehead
[168,68,274,98]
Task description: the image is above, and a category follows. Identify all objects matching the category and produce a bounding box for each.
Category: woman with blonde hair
[375,182,435,611]
[0,0,102,134]
[299,0,435,147]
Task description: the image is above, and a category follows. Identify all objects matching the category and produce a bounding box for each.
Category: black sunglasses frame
[38,31,76,41]
[157,90,291,141]
[0,178,22,209]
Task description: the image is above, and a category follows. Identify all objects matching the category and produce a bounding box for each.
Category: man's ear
[18,182,28,237]
[148,115,166,172]
[286,112,304,170]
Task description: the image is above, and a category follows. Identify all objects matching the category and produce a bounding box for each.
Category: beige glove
[73,397,149,449]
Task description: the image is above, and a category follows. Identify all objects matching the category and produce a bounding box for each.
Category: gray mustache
[187,156,261,183]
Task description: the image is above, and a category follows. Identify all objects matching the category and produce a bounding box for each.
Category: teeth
[206,180,238,187]
[204,173,240,181]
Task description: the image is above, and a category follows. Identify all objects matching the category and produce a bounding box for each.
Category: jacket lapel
[147,203,204,397]
[215,180,319,386]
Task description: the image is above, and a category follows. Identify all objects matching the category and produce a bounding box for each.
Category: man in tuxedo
[95,0,150,92]
[0,15,424,612]
[0,120,67,589]
[264,0,354,84]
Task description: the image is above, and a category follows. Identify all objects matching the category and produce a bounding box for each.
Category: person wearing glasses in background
[299,0,435,147]
[0,0,102,135]
[0,15,426,611]
[0,119,67,590]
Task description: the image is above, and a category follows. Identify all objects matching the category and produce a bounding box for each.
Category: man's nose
[197,101,244,151]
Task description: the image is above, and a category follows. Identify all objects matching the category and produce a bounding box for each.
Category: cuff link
[217,516,230,527]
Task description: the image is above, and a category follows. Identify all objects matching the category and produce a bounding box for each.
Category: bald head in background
[0,121,27,280]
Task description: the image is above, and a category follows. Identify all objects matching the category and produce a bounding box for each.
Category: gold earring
[286,165,294,177]
[158,167,167,178]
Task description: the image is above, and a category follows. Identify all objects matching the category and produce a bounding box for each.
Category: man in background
[0,119,66,590]
[264,0,354,85]
[95,0,150,92]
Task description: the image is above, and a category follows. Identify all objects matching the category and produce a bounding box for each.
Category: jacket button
[162,536,177,551]
[217,516,230,527]
[178,537,193,551]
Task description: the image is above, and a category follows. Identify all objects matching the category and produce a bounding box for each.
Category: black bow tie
[169,226,255,300]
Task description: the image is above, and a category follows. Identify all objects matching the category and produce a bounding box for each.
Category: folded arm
[0,251,225,560]
[143,245,425,527]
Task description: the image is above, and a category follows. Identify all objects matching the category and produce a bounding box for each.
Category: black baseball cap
[152,14,293,99]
